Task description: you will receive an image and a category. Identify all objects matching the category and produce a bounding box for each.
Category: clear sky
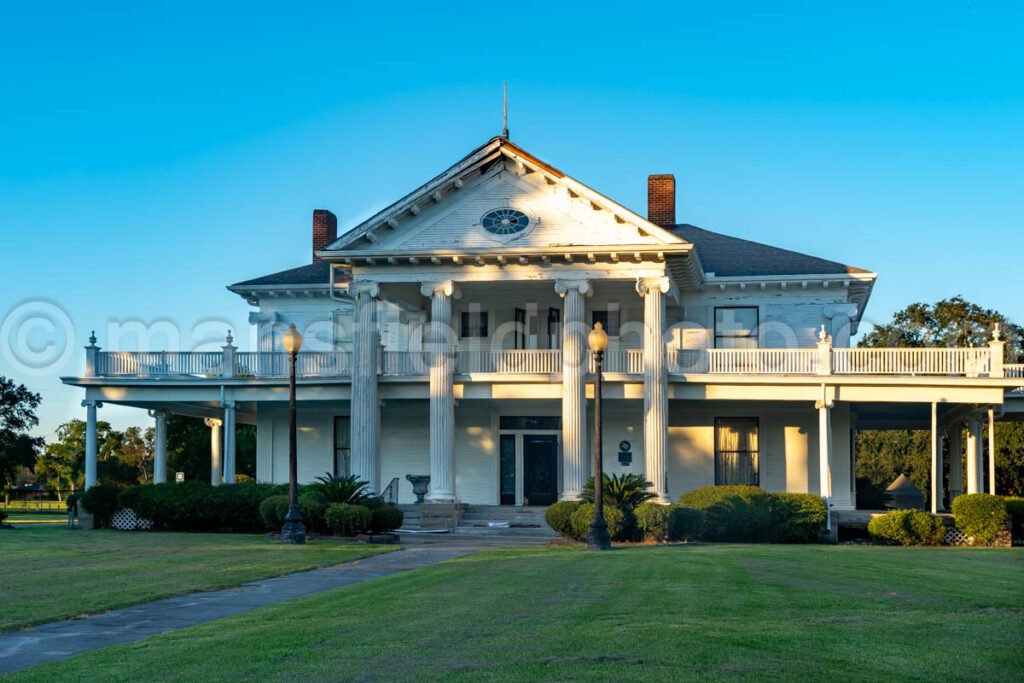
[1,1,1022,438]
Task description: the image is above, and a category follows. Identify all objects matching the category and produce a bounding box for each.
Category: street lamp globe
[282,324,303,354]
[588,321,608,353]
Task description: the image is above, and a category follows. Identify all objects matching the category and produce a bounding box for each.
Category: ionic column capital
[554,279,591,298]
[636,276,671,297]
[420,280,460,299]
[350,280,381,299]
[204,417,223,428]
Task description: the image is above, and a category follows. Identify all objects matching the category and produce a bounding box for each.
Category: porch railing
[1004,363,1024,378]
[96,351,224,377]
[831,348,991,376]
[456,349,562,374]
[706,348,819,375]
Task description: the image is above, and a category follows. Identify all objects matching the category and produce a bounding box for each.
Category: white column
[988,407,996,495]
[350,281,381,492]
[422,281,458,502]
[556,279,590,501]
[205,417,223,486]
[223,402,236,485]
[149,409,168,484]
[948,424,963,501]
[966,417,981,494]
[638,277,670,503]
[82,399,101,489]
[817,390,833,528]
[930,402,941,513]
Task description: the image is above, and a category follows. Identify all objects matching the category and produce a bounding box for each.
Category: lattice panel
[110,507,153,531]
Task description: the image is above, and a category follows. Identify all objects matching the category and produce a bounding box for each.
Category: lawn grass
[9,544,1022,682]
[0,527,393,632]
[3,510,69,525]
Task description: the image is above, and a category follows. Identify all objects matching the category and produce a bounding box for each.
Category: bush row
[868,509,945,546]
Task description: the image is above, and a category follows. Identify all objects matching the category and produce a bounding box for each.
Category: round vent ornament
[479,208,533,241]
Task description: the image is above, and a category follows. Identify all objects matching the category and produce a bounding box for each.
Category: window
[334,416,351,477]
[715,417,759,486]
[460,311,489,338]
[591,309,620,337]
[714,307,758,349]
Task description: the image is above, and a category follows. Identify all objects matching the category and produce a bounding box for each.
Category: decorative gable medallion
[477,206,538,243]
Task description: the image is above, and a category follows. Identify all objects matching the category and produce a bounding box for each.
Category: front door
[523,435,558,506]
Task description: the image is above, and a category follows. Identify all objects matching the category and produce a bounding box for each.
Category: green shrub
[259,495,291,530]
[370,505,404,532]
[324,503,371,536]
[120,482,282,533]
[298,492,327,532]
[582,473,656,510]
[668,506,704,541]
[1003,497,1024,541]
[81,484,120,528]
[868,509,945,546]
[770,493,828,543]
[635,502,672,542]
[569,502,629,542]
[678,485,772,542]
[309,473,372,505]
[544,500,581,535]
[952,494,1007,545]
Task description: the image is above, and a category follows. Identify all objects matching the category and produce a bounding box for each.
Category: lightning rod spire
[502,81,509,139]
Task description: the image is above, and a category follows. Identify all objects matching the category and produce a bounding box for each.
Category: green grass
[9,544,1023,682]
[2,510,68,524]
[0,527,393,632]
[2,500,66,511]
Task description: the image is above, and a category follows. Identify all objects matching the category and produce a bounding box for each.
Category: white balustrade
[1004,364,1024,378]
[832,348,991,376]
[590,349,644,374]
[457,349,562,374]
[707,348,819,375]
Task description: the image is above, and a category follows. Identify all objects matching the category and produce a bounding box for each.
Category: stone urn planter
[406,474,431,504]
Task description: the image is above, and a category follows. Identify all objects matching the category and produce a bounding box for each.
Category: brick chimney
[312,209,337,263]
[647,174,676,228]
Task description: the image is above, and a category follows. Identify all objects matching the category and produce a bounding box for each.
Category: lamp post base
[280,505,306,545]
[586,519,611,551]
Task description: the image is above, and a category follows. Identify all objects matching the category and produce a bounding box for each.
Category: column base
[559,490,583,502]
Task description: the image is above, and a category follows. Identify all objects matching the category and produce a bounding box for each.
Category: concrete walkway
[0,535,545,675]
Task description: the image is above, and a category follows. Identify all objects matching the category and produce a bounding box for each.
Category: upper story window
[460,311,489,338]
[714,307,758,349]
[591,309,621,337]
[715,417,759,486]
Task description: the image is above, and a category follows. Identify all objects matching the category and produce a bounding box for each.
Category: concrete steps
[456,505,557,538]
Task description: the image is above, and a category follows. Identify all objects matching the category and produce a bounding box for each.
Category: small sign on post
[175,472,185,483]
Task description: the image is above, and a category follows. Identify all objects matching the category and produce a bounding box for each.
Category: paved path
[0,536,543,675]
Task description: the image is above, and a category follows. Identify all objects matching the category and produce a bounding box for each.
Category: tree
[0,376,43,491]
[857,296,1024,501]
[117,425,154,484]
[166,415,257,483]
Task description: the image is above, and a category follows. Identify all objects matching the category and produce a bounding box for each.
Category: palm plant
[581,473,656,510]
[309,473,372,505]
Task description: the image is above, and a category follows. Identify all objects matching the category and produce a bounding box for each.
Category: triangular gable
[320,137,688,254]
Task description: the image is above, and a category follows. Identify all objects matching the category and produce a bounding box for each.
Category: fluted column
[948,424,964,501]
[422,281,459,502]
[638,277,670,503]
[149,409,168,484]
[205,418,223,486]
[556,279,590,500]
[82,399,101,489]
[223,402,236,485]
[350,281,381,492]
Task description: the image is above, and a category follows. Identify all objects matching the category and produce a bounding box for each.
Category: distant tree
[36,419,125,493]
[166,415,257,483]
[857,296,1024,500]
[117,426,154,484]
[0,377,43,491]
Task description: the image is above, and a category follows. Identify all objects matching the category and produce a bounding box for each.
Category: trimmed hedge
[81,483,121,528]
[325,503,371,536]
[770,493,828,543]
[868,509,945,546]
[635,503,672,542]
[678,485,772,542]
[669,505,704,541]
[298,492,328,533]
[259,495,291,530]
[1004,497,1024,541]
[545,500,581,536]
[569,503,629,542]
[370,505,404,533]
[952,494,1007,545]
[120,482,284,533]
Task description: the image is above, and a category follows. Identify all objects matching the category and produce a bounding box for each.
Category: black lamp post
[587,322,612,551]
[280,323,306,544]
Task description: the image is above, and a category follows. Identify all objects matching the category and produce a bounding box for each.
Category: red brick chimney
[647,174,676,228]
[312,209,337,263]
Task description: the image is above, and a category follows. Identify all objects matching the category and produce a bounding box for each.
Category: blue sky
[1,1,1022,437]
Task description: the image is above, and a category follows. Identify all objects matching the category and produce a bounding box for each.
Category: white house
[65,135,1024,525]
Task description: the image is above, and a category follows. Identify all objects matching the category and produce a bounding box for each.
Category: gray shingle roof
[672,224,872,277]
[229,262,333,288]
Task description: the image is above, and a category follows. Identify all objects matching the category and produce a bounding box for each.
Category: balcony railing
[89,346,1012,380]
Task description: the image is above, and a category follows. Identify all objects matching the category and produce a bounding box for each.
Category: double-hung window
[714,417,759,486]
[460,311,489,339]
[714,307,758,349]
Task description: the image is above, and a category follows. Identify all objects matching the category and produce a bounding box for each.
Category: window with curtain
[714,307,758,349]
[460,311,489,338]
[715,417,759,485]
